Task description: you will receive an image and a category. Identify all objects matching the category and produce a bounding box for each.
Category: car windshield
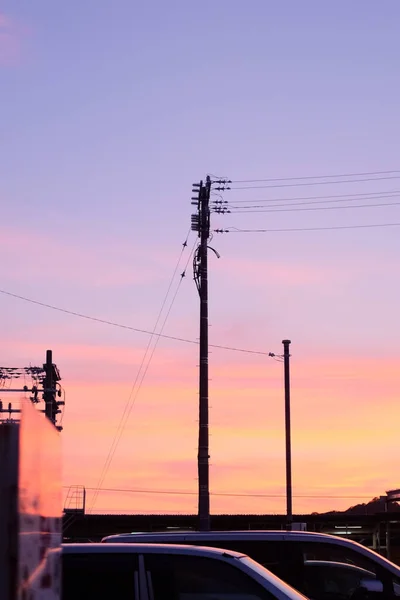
[239,556,310,600]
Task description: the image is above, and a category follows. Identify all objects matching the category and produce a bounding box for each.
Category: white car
[62,542,310,600]
[101,530,400,600]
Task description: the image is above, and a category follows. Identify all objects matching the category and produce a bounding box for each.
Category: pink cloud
[0,12,24,67]
[212,252,398,290]
[0,226,181,287]
[213,256,339,287]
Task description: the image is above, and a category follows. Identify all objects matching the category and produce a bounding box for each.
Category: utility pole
[0,352,64,430]
[43,349,62,427]
[282,339,292,530]
[191,176,211,531]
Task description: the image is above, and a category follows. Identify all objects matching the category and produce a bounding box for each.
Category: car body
[101,530,400,599]
[62,542,310,600]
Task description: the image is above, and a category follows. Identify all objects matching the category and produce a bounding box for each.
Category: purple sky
[1,1,400,513]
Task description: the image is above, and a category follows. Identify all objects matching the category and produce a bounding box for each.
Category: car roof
[62,542,245,559]
[102,530,342,542]
[103,529,324,539]
[98,531,400,575]
[99,531,400,573]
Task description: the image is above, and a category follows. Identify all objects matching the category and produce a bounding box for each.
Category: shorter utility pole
[283,339,292,530]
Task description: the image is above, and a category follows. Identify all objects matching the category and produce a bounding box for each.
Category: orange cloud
[58,350,400,514]
[4,328,398,515]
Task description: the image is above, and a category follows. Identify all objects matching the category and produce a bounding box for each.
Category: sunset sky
[1,1,400,515]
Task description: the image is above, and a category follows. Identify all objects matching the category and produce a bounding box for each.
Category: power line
[0,288,270,356]
[231,169,400,184]
[219,190,400,205]
[87,509,194,514]
[225,192,400,209]
[63,485,374,500]
[215,223,400,234]
[90,236,197,512]
[219,201,400,215]
[230,175,400,191]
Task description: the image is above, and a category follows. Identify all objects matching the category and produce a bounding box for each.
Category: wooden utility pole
[191,176,211,531]
[282,339,292,530]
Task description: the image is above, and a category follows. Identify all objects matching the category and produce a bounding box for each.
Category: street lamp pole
[282,339,292,530]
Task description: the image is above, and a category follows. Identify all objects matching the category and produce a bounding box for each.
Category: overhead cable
[0,288,270,356]
[230,175,400,191]
[231,169,400,184]
[89,231,194,511]
[215,223,400,234]
[216,200,400,215]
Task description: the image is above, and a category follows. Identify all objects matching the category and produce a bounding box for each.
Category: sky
[1,1,400,515]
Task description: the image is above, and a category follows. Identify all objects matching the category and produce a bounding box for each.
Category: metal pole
[198,177,211,531]
[386,521,391,560]
[283,339,292,530]
[385,498,391,560]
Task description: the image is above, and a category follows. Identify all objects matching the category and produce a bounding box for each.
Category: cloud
[0,226,173,287]
[213,256,340,287]
[4,324,399,514]
[71,455,390,515]
[0,13,24,67]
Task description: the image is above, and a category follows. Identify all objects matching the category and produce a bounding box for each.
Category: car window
[194,541,286,576]
[144,553,275,599]
[62,552,138,600]
[299,545,400,600]
[300,543,380,575]
[171,538,304,589]
[304,563,375,600]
